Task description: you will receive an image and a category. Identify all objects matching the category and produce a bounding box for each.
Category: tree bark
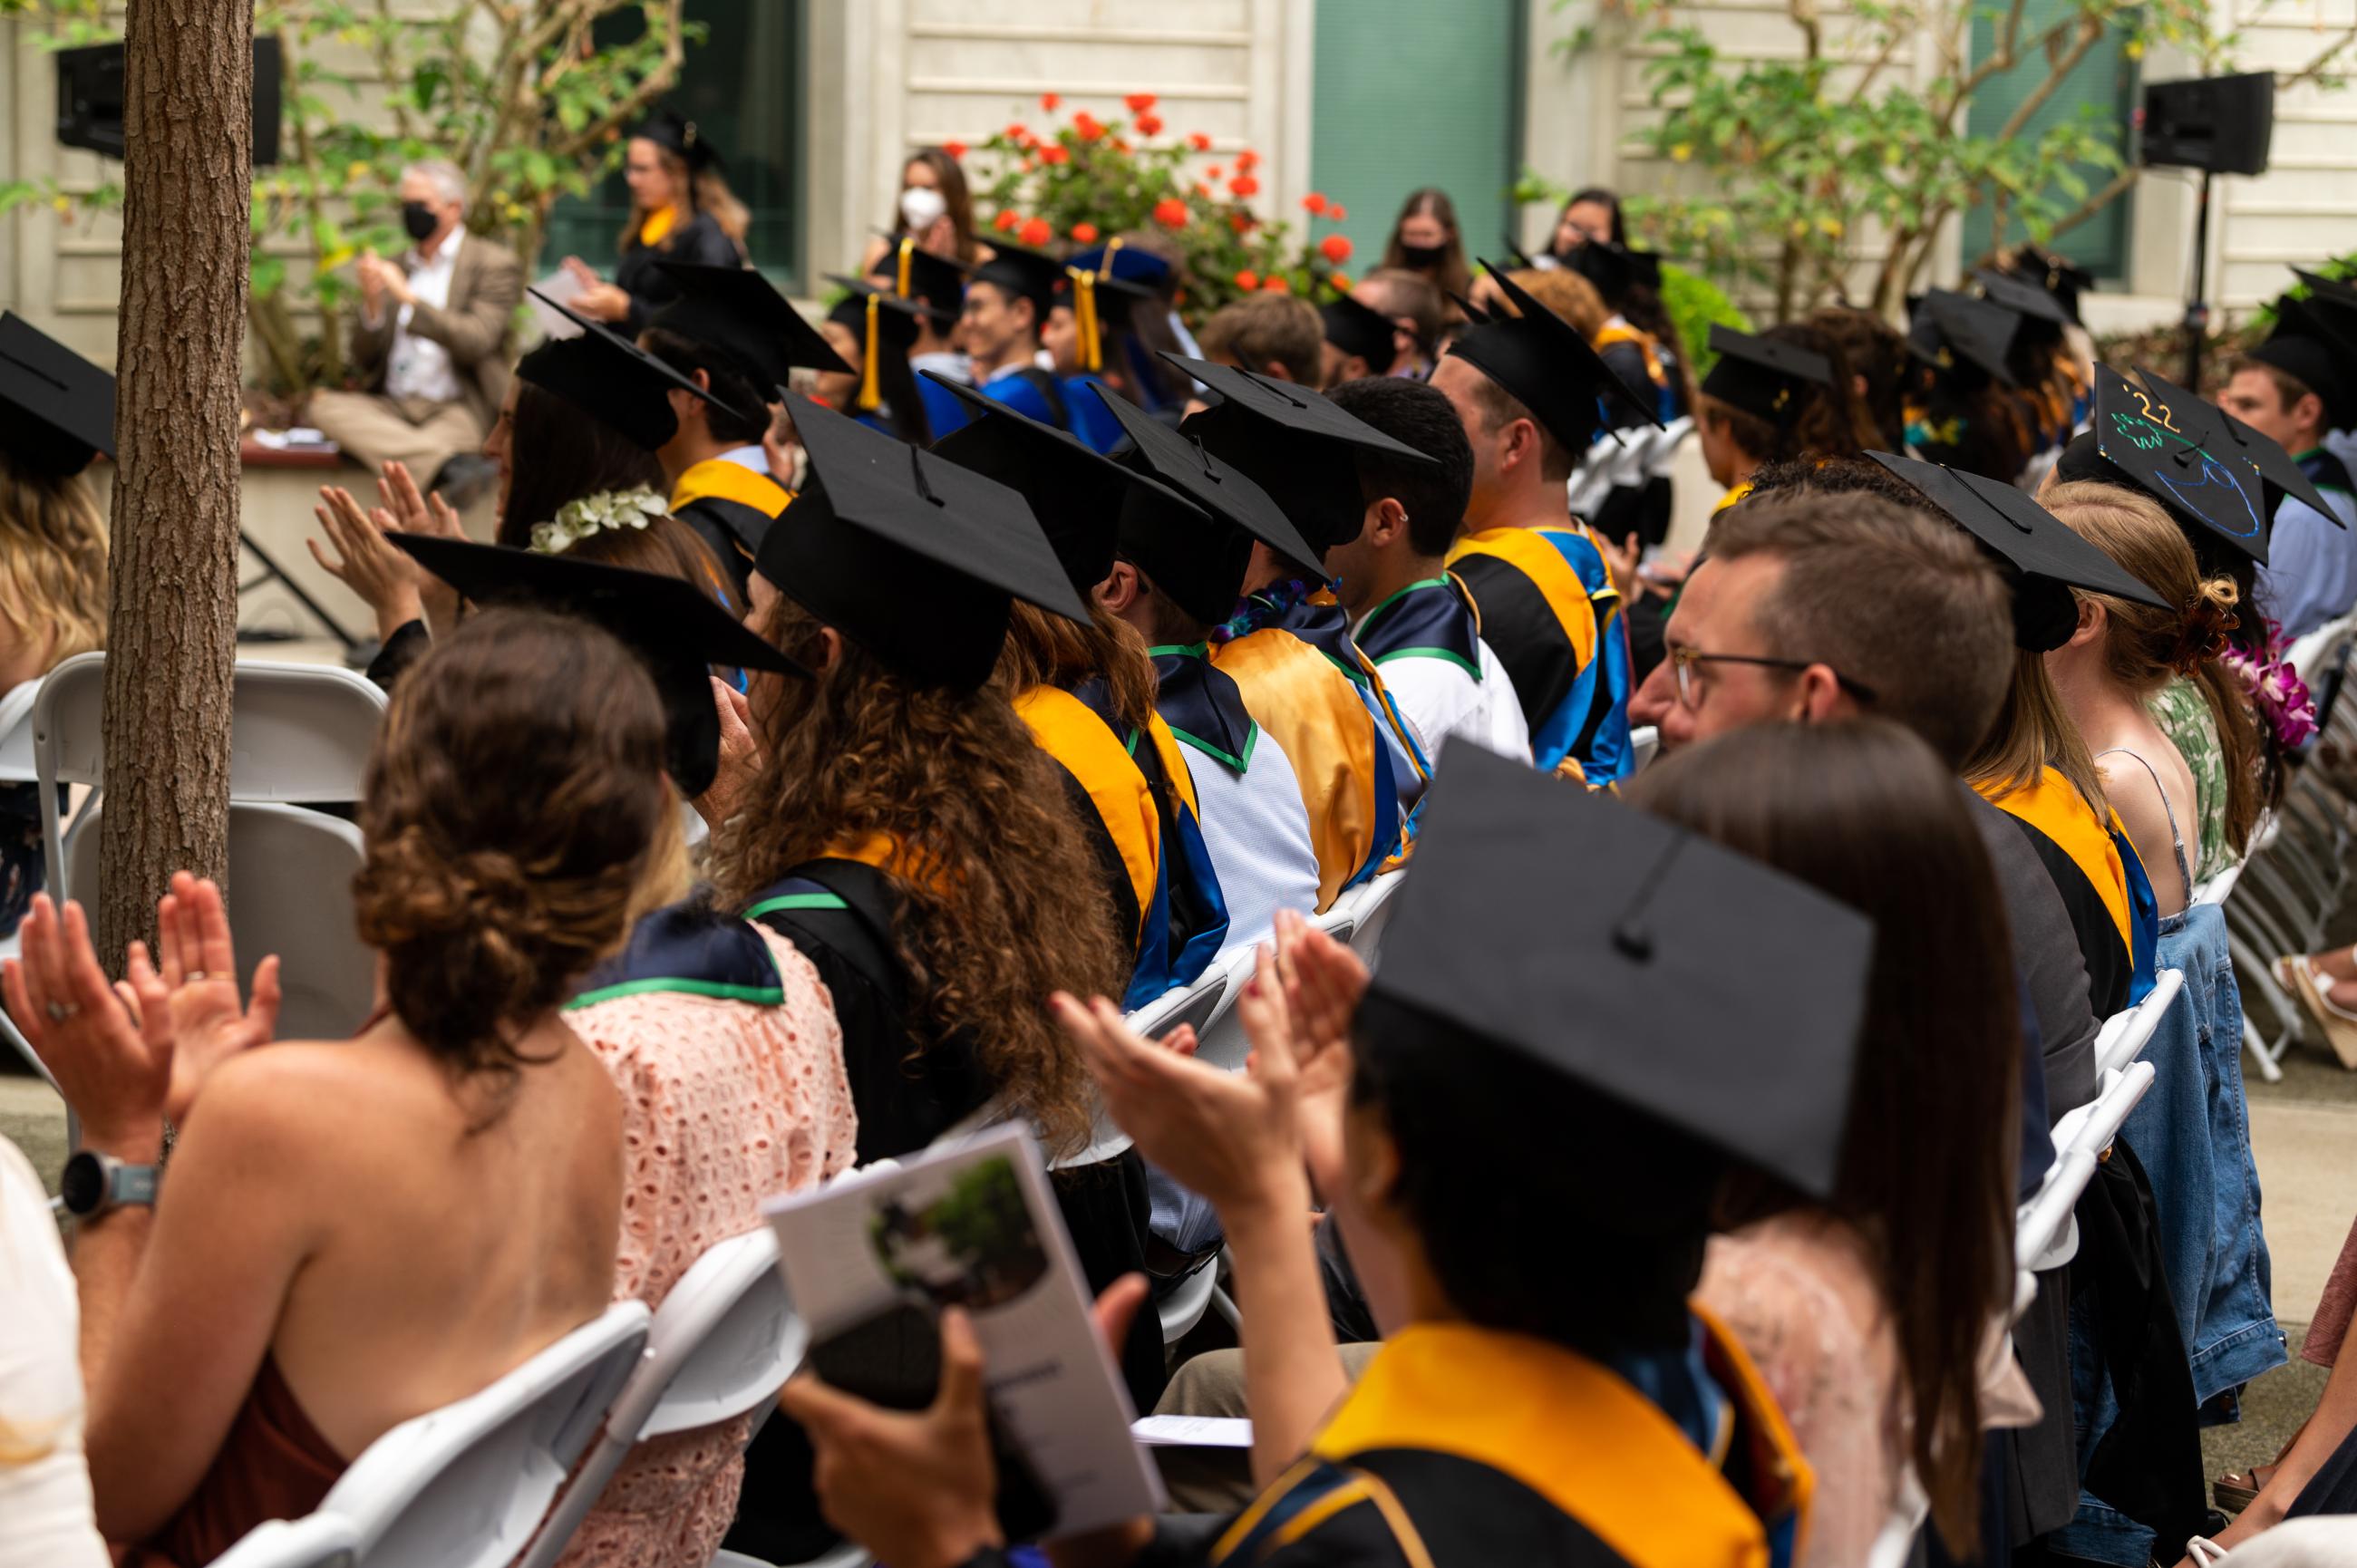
[98,0,255,972]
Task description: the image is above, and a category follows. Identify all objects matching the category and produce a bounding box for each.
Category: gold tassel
[858,294,882,411]
[1065,266,1101,373]
[896,235,916,300]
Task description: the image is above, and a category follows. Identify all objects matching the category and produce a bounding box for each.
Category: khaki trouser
[305,390,486,482]
[1149,1341,1383,1514]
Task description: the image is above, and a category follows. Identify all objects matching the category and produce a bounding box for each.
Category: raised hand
[692,677,764,830]
[144,873,281,1125]
[1272,908,1367,1197]
[377,461,466,632]
[309,485,426,639]
[4,895,170,1158]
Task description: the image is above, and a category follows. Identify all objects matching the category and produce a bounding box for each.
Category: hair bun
[2171,576,2241,673]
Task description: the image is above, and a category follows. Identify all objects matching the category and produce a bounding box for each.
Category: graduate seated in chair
[784,746,1875,1568]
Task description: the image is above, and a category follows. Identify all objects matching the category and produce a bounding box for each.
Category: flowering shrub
[972,94,1355,320]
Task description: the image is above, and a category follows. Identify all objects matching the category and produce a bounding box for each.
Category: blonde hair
[0,453,107,669]
[1965,649,2110,817]
[1499,266,1607,339]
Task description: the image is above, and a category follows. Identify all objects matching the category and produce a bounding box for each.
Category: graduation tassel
[1065,266,1101,373]
[896,236,916,301]
[858,294,883,411]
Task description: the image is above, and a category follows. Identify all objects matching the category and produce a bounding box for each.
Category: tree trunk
[97,0,256,972]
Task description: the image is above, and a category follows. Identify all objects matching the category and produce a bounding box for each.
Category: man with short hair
[1322,377,1528,760]
[1353,267,1444,377]
[1196,294,1324,387]
[308,160,521,502]
[2222,299,2357,639]
[961,242,1082,432]
[1434,269,1649,780]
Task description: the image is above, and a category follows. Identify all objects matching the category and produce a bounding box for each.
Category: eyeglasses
[1669,646,1879,710]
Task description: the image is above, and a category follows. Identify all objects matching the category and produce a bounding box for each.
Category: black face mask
[401,200,440,243]
[1396,241,1447,269]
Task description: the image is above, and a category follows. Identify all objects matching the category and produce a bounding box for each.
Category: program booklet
[761,1123,1166,1536]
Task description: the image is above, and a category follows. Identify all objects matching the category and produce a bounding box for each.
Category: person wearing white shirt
[0,1134,108,1568]
[2221,339,2357,641]
[1322,377,1530,763]
[306,160,522,504]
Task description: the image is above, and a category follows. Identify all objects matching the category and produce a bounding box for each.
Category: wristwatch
[58,1149,160,1220]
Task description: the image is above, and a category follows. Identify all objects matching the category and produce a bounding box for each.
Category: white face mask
[899,185,947,232]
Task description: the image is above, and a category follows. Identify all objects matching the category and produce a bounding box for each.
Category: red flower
[1153,197,1189,227]
[1320,233,1353,264]
[1195,182,1214,199]
[993,208,1020,232]
[1228,174,1260,198]
[1019,216,1053,247]
[1236,148,1261,171]
[1135,112,1163,137]
[943,140,967,160]
[1074,113,1105,142]
[1126,92,1158,113]
[1303,191,1328,215]
[1207,165,1224,180]
[1328,203,1347,221]
[1188,131,1213,152]
[1072,221,1100,244]
[1113,139,1132,153]
[1234,269,1260,291]
[1041,92,1062,111]
[1230,209,1256,234]
[1041,144,1070,165]
[1262,274,1291,293]
[1004,122,1029,141]
[1330,271,1353,293]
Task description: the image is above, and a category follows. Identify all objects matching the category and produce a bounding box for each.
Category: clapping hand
[375,460,468,634]
[310,485,426,639]
[1051,944,1309,1222]
[1269,908,1367,1196]
[134,873,281,1126]
[560,256,632,324]
[691,677,763,830]
[5,896,170,1158]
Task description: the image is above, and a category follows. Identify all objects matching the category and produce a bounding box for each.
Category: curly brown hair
[353,608,669,1097]
[1700,321,1884,468]
[713,595,1125,1156]
[995,599,1159,738]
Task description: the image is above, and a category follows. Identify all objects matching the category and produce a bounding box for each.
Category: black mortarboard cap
[1445,290,1492,326]
[1906,289,2020,387]
[1171,352,1435,557]
[1699,324,1833,426]
[755,392,1087,690]
[522,289,749,450]
[0,312,113,475]
[1321,293,1398,372]
[634,106,721,171]
[824,277,930,353]
[2134,364,2342,527]
[386,534,804,796]
[1086,382,1303,623]
[2295,268,2357,310]
[2061,364,2271,563]
[870,235,970,319]
[966,242,1063,317]
[1069,244,1176,296]
[2246,297,2357,442]
[1448,263,1660,451]
[2007,246,2094,326]
[1562,239,1663,304]
[1365,746,1872,1200]
[648,262,853,386]
[1868,450,2168,651]
[926,371,1209,595]
[1974,266,2072,330]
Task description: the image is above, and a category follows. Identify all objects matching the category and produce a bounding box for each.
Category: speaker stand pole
[2183,169,2214,393]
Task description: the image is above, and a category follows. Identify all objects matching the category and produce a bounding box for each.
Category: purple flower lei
[2220,616,2319,750]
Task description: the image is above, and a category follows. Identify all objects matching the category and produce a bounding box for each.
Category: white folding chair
[2092,967,2183,1078]
[1158,1248,1224,1346]
[2013,1060,2158,1301]
[520,1232,810,1568]
[32,653,386,896]
[210,1515,362,1568]
[1054,964,1238,1170]
[1344,869,1407,965]
[312,1301,650,1568]
[1628,725,1660,772]
[63,801,375,1042]
[1189,943,1267,1073]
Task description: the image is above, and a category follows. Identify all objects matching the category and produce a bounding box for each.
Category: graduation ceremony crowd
[16,107,2357,1568]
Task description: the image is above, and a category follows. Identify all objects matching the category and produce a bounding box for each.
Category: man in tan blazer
[306,159,521,501]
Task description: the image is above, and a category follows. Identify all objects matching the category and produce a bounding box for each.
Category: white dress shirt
[381,227,464,403]
[0,1136,108,1568]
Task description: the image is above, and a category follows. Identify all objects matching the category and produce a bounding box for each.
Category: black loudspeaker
[56,35,281,166]
[2142,72,2274,177]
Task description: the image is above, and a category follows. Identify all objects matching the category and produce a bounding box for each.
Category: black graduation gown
[615,209,743,336]
[726,857,1165,1562]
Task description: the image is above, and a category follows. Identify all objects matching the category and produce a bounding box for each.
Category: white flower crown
[527,487,668,557]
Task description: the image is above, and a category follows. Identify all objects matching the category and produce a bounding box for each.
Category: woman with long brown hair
[561,108,749,335]
[1627,718,2024,1566]
[14,609,660,1563]
[1695,321,1883,510]
[1381,187,1472,305]
[858,146,985,274]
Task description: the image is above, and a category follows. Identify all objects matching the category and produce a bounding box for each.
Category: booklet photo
[761,1123,1167,1537]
